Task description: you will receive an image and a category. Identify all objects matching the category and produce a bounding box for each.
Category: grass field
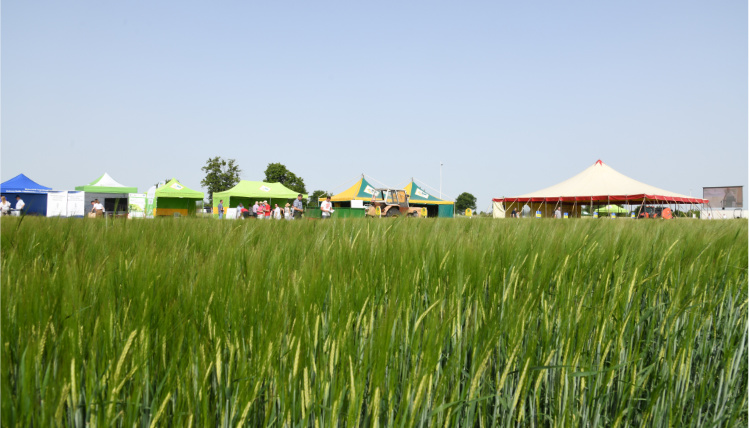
[1,216,747,427]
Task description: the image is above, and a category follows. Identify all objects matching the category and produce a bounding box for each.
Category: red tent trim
[492,195,708,204]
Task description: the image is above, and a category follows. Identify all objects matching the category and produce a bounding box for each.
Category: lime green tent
[153,178,204,216]
[404,180,454,218]
[212,181,307,217]
[594,205,629,215]
[75,173,137,193]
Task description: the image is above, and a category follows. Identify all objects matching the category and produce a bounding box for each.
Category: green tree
[455,192,477,213]
[201,157,241,204]
[264,163,307,195]
[309,190,331,207]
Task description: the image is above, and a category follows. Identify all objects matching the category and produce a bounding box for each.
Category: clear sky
[3,2,747,210]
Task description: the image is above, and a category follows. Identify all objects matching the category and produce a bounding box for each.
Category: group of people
[1,195,23,216]
[509,206,564,218]
[217,194,307,220]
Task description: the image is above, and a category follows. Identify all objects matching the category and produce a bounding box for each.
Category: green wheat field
[1,217,747,427]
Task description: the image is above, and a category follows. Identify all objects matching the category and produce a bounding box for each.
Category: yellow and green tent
[404,180,454,218]
[330,176,383,202]
[153,178,204,216]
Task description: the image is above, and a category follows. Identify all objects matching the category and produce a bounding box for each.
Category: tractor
[366,188,421,218]
[634,206,673,219]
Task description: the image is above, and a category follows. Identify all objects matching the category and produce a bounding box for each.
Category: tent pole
[508,200,517,217]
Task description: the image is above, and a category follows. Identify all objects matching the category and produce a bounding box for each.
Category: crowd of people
[509,206,564,218]
[218,194,312,220]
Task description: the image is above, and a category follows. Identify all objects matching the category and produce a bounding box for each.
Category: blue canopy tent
[1,173,52,215]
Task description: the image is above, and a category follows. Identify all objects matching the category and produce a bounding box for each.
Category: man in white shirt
[93,199,105,216]
[16,196,26,212]
[320,196,333,219]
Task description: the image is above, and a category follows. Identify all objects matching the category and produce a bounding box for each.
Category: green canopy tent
[75,173,138,215]
[152,178,204,216]
[404,180,454,218]
[212,181,307,218]
[594,204,630,217]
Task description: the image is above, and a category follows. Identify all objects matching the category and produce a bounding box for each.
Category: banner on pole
[145,186,156,218]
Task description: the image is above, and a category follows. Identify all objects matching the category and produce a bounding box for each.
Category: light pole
[440,162,443,199]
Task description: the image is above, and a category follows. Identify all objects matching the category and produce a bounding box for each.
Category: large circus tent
[492,160,708,218]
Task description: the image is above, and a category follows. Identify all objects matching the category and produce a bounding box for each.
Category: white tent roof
[91,173,127,187]
[495,160,707,203]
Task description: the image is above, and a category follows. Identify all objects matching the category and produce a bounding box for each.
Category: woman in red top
[264,201,271,219]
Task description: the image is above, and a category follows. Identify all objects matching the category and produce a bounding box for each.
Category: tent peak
[595,159,605,166]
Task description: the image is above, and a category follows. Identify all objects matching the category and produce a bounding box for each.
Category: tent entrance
[105,197,128,214]
[410,204,439,218]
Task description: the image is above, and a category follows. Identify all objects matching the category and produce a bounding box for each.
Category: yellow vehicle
[366,188,421,218]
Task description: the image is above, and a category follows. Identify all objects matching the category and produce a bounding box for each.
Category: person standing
[1,196,10,215]
[264,201,271,219]
[292,194,304,219]
[320,196,333,220]
[555,207,562,219]
[511,208,517,218]
[273,204,282,220]
[218,200,224,219]
[16,195,26,213]
[93,199,104,217]
[284,203,291,220]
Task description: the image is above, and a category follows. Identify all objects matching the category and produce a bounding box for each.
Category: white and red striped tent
[493,160,707,217]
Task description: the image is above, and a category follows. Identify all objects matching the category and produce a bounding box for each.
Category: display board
[703,186,743,209]
[47,191,85,217]
[128,193,147,218]
[67,192,85,217]
[47,192,68,217]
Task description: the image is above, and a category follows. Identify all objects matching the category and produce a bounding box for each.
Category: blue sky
[3,2,747,210]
